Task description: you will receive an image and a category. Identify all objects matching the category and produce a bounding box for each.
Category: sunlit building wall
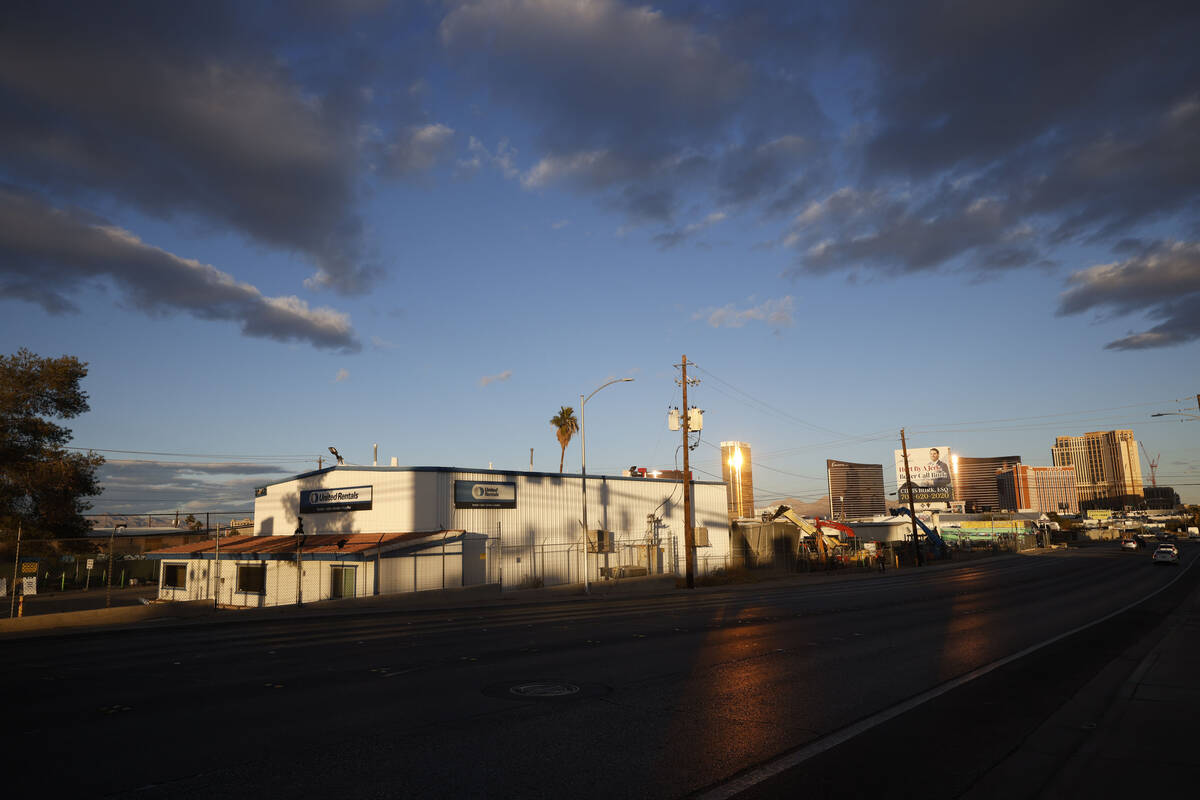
[721,441,755,519]
[825,460,886,520]
[1051,430,1144,511]
[998,465,1080,514]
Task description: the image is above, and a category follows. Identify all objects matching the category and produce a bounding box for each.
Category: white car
[1152,545,1180,565]
[1120,539,1138,551]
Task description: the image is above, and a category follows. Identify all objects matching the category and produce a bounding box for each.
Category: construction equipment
[891,507,948,556]
[1139,443,1160,487]
[770,506,843,562]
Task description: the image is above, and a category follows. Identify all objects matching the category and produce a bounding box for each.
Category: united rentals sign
[454,480,517,509]
[300,485,373,513]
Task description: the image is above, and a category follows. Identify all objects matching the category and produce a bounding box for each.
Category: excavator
[770,506,851,563]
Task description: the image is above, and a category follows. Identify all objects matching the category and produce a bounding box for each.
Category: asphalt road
[7,545,1194,798]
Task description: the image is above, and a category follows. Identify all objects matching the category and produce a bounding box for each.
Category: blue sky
[2,0,1198,513]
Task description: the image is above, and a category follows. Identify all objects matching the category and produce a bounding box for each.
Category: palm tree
[550,406,579,473]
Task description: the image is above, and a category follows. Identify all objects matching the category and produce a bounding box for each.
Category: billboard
[895,445,954,509]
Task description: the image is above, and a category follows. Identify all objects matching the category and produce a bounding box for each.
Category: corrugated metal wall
[252,467,732,590]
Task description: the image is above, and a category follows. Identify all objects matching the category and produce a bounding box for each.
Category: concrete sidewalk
[1047,573,1200,797]
[963,562,1199,799]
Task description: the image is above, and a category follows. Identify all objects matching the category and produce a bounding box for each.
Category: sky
[2,0,1199,516]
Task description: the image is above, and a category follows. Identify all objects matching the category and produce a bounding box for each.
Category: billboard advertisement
[895,445,954,509]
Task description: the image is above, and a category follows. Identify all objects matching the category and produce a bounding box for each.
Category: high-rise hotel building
[1051,430,1144,511]
[997,465,1080,514]
[721,441,756,519]
[953,455,1021,512]
[826,460,887,520]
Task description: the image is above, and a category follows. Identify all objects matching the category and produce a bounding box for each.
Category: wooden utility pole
[681,355,696,589]
[900,428,923,567]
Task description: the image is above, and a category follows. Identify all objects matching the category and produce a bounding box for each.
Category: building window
[331,566,356,598]
[163,563,187,589]
[237,564,267,594]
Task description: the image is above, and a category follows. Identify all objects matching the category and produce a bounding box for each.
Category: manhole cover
[482,680,610,702]
[509,681,580,698]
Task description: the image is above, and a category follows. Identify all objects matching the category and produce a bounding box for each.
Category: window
[331,566,356,598]
[163,563,187,589]
[237,564,266,594]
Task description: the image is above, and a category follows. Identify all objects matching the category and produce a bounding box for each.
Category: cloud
[479,369,513,387]
[439,1,826,230]
[386,123,455,175]
[694,296,794,329]
[335,368,350,382]
[0,187,360,352]
[458,136,520,179]
[1057,240,1200,349]
[95,459,296,512]
[551,219,570,230]
[440,0,748,155]
[654,211,727,250]
[370,335,400,349]
[0,1,383,294]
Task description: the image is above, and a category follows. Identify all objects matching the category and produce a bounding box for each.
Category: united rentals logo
[455,480,516,509]
[300,485,373,513]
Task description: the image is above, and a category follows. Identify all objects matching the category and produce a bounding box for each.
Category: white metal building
[246,465,731,593]
[150,530,487,607]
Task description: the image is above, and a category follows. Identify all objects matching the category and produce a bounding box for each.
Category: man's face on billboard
[929,449,940,463]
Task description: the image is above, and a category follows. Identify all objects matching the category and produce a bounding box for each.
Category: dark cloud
[773,2,1200,288]
[853,1,1200,180]
[0,0,386,294]
[96,460,294,512]
[441,0,827,225]
[0,187,361,352]
[1057,241,1200,349]
[440,0,749,157]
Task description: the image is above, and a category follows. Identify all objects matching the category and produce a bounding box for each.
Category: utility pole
[679,355,699,589]
[900,428,923,567]
[295,515,305,606]
[9,522,21,618]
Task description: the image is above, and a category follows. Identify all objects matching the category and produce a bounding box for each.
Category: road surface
[6,544,1194,798]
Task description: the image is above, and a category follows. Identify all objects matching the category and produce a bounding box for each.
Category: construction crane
[1140,442,1160,487]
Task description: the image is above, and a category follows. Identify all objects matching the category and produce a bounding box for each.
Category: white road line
[695,551,1197,800]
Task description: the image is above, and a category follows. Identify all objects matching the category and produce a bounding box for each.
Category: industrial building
[953,455,1021,512]
[825,460,886,519]
[1143,486,1181,510]
[151,465,732,605]
[997,465,1079,514]
[1051,430,1144,511]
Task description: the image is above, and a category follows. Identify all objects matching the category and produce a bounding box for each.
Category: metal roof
[147,531,465,559]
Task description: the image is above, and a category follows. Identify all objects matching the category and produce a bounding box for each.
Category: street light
[1151,412,1199,420]
[106,524,126,608]
[580,377,634,595]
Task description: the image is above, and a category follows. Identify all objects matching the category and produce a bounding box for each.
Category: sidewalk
[963,563,1200,799]
[1048,573,1200,797]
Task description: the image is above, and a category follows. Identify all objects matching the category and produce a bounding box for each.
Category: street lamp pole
[580,377,634,595]
[106,525,125,606]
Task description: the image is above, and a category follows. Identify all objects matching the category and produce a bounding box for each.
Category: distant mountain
[756,496,830,519]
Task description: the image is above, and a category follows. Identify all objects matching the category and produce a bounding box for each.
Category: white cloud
[479,369,513,387]
[335,368,350,382]
[694,296,795,329]
[387,123,455,175]
[551,219,570,230]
